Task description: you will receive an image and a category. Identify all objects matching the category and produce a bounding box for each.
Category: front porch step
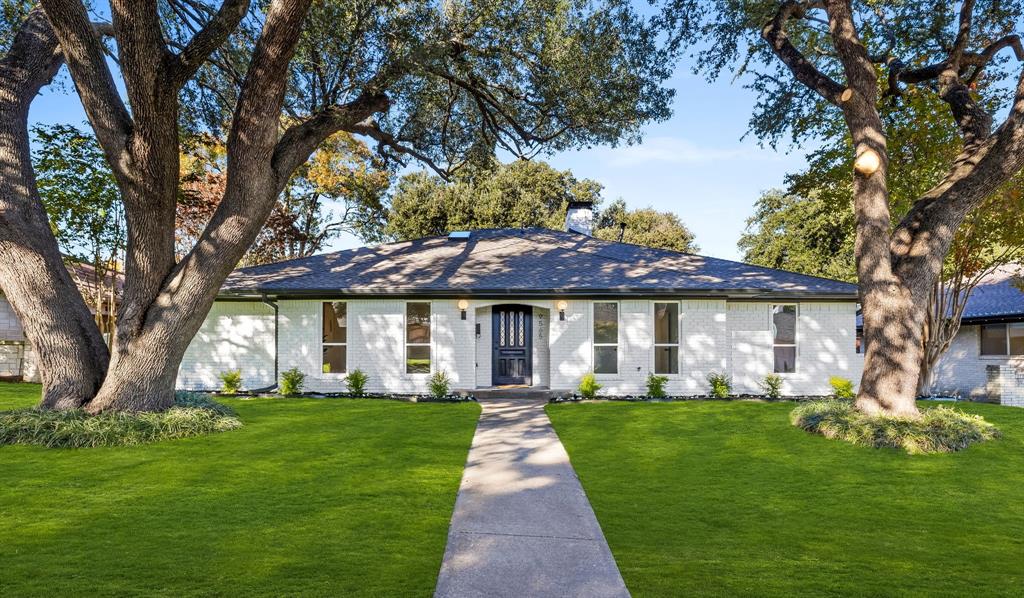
[469,386,561,401]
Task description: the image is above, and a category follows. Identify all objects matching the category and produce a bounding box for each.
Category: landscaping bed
[547,399,1024,597]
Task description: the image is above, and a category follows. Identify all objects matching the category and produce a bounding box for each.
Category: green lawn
[547,400,1024,598]
[0,383,479,597]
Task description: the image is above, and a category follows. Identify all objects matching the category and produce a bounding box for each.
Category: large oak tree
[1,0,677,411]
[671,0,1024,416]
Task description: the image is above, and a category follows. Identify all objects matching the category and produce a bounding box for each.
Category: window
[406,302,431,373]
[653,302,679,374]
[980,323,1024,356]
[772,305,797,373]
[593,302,618,374]
[322,302,347,374]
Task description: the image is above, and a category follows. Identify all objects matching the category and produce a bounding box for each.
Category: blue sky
[27,16,810,263]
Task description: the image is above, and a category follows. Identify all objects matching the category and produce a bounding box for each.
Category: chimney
[564,201,594,236]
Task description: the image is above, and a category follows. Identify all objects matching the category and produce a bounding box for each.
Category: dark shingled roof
[855,265,1024,329]
[220,228,858,299]
[960,266,1024,323]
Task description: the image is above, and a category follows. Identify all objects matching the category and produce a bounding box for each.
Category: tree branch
[169,0,251,88]
[760,1,846,105]
[40,0,133,174]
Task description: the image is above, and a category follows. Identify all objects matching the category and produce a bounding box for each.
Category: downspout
[251,294,279,393]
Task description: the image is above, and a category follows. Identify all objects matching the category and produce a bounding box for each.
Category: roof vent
[448,231,471,241]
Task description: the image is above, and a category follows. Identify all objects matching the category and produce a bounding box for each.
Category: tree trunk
[856,282,927,416]
[0,8,109,409]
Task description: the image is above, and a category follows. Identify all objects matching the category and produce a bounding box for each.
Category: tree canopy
[384,160,698,253]
[2,0,683,411]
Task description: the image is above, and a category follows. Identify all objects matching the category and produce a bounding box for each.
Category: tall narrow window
[406,302,431,373]
[593,302,618,374]
[772,304,797,373]
[322,302,347,373]
[653,302,679,374]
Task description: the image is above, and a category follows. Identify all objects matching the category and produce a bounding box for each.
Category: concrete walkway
[435,399,629,598]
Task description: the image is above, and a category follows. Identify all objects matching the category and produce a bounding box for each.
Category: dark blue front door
[492,305,532,385]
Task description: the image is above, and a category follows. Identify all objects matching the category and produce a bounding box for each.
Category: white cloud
[598,136,779,167]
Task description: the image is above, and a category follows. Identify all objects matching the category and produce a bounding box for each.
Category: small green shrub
[646,373,669,398]
[0,393,241,448]
[578,373,602,399]
[759,374,783,399]
[707,371,731,398]
[279,368,305,397]
[429,370,451,399]
[346,369,368,396]
[830,376,856,399]
[217,369,243,395]
[790,399,1000,454]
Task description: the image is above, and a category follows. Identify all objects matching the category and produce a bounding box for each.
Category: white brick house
[177,218,863,397]
[920,266,1024,402]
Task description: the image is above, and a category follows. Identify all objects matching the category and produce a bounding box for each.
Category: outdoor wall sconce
[458,298,469,320]
[556,300,568,321]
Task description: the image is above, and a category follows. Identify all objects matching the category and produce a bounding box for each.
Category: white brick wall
[928,325,1024,398]
[178,297,862,397]
[177,301,275,390]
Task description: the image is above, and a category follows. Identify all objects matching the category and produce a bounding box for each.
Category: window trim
[320,301,348,376]
[652,301,681,376]
[980,322,1024,357]
[771,304,798,374]
[404,300,432,375]
[592,301,620,376]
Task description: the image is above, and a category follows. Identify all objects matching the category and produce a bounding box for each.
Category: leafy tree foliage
[32,123,124,334]
[385,160,697,253]
[593,198,698,253]
[178,133,390,265]
[384,160,600,239]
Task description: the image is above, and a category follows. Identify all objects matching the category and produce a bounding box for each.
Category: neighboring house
[925,265,1024,402]
[178,205,862,396]
[0,259,121,381]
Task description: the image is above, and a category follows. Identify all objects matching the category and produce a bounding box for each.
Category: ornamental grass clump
[0,392,242,448]
[790,399,1000,455]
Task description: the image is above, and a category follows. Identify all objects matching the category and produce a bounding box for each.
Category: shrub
[429,370,451,399]
[578,373,602,399]
[217,369,243,395]
[830,376,856,399]
[706,371,731,398]
[0,392,242,448]
[790,399,1000,454]
[646,373,669,398]
[346,369,368,396]
[279,367,305,397]
[759,373,783,399]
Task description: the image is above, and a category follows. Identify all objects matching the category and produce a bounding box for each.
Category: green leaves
[32,123,124,267]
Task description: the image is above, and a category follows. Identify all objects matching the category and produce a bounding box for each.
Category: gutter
[217,288,859,302]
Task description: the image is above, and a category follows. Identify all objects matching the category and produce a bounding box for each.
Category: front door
[492,305,532,385]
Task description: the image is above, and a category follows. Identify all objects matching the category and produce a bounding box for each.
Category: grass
[0,383,479,597]
[547,400,1024,597]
